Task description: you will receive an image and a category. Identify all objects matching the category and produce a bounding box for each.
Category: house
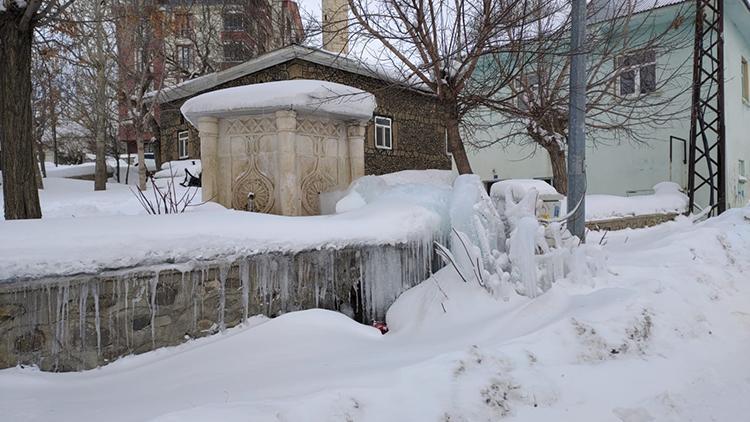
[149,44,451,175]
[116,0,304,155]
[466,0,750,210]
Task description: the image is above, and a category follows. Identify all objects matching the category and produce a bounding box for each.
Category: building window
[175,12,192,38]
[177,45,192,70]
[742,57,749,103]
[374,116,392,149]
[223,11,244,31]
[134,47,145,73]
[617,50,657,96]
[516,73,540,110]
[223,42,245,63]
[178,131,189,159]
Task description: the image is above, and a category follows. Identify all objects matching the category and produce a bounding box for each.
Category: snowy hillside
[2,207,749,421]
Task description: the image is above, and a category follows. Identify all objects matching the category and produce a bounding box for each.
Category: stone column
[347,122,366,181]
[275,110,299,216]
[198,116,219,204]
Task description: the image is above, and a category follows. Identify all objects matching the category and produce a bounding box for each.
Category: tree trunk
[137,138,147,190]
[149,116,162,169]
[446,110,473,175]
[546,144,568,195]
[37,143,46,177]
[0,14,42,219]
[34,153,44,189]
[93,0,108,191]
[125,151,131,185]
[51,105,58,166]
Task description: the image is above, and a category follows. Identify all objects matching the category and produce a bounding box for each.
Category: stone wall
[157,59,451,175]
[0,241,436,372]
[585,213,680,231]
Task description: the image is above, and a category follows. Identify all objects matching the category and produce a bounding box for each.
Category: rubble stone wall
[0,242,434,372]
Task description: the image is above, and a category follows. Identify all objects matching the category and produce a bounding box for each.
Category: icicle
[149,271,159,347]
[123,278,130,349]
[279,256,290,311]
[191,270,200,332]
[218,264,229,331]
[509,216,541,298]
[92,282,101,355]
[239,258,250,322]
[78,281,89,351]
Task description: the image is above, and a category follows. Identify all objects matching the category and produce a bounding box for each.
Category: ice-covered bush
[336,171,599,300]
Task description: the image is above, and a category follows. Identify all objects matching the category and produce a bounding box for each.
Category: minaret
[322,0,349,54]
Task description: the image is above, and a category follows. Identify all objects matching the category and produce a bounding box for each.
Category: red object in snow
[372,321,389,334]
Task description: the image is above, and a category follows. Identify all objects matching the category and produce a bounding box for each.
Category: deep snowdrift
[2,208,749,421]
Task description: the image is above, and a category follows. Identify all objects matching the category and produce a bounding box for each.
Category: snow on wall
[0,203,441,281]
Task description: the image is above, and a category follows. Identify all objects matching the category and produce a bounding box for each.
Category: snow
[378,169,456,187]
[334,169,455,214]
[2,206,749,421]
[0,177,214,220]
[0,201,441,281]
[181,80,377,125]
[491,179,688,221]
[490,178,561,200]
[153,159,201,179]
[571,182,689,221]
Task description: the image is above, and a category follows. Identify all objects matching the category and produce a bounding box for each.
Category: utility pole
[567,0,587,240]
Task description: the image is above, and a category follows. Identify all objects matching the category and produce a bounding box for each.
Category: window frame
[177,45,192,70]
[374,116,393,150]
[616,50,657,96]
[175,12,192,38]
[223,10,244,31]
[742,57,749,104]
[178,130,189,159]
[222,41,245,63]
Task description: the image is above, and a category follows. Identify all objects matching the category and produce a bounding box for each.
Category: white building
[464,0,750,210]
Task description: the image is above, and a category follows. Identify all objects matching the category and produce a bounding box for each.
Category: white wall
[723,13,750,208]
[463,35,694,196]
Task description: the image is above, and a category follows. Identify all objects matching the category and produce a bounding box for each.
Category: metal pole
[567,0,587,240]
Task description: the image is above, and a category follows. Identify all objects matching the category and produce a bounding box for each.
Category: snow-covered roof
[149,44,422,105]
[180,80,377,125]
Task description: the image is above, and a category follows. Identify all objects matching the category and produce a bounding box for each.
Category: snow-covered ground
[1,207,748,421]
[0,176,213,219]
[573,182,690,221]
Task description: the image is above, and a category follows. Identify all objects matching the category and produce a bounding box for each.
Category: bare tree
[113,0,166,190]
[339,0,547,174]
[1,0,76,219]
[476,1,693,193]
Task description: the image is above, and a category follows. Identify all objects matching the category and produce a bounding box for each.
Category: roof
[180,80,377,125]
[589,0,689,23]
[148,44,421,105]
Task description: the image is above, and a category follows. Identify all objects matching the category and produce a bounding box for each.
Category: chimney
[322,0,349,54]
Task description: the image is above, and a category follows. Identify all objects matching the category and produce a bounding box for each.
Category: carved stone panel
[223,118,278,213]
[297,118,344,215]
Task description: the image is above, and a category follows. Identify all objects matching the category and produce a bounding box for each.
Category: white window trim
[374,116,393,150]
[616,51,657,97]
[178,130,189,159]
[741,57,749,105]
[177,45,192,70]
